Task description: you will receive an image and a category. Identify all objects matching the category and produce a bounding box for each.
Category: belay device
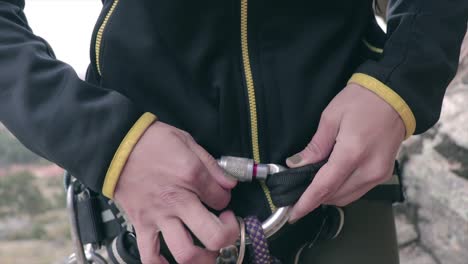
[65,156,403,264]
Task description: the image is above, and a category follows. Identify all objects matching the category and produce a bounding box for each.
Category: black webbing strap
[76,196,104,244]
[76,194,125,244]
[266,161,404,208]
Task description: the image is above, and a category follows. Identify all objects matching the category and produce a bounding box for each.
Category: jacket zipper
[92,0,276,212]
[240,0,276,213]
[95,0,120,76]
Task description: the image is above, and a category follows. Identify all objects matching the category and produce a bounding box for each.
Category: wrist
[348,73,416,139]
[102,112,157,198]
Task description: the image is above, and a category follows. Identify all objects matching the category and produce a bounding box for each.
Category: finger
[160,217,217,264]
[135,227,168,264]
[184,135,237,190]
[193,167,232,211]
[328,181,376,207]
[286,111,339,168]
[177,199,239,251]
[288,141,361,223]
[323,168,362,205]
[326,162,393,206]
[176,146,232,210]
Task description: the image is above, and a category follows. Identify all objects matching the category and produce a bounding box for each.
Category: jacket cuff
[348,73,416,139]
[102,112,157,198]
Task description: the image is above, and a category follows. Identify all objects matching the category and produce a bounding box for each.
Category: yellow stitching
[363,39,384,54]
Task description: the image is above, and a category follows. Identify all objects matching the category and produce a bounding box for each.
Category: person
[0,0,467,263]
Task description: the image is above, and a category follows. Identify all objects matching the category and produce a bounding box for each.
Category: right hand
[114,121,239,264]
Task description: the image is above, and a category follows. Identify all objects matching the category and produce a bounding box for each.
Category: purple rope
[244,216,281,264]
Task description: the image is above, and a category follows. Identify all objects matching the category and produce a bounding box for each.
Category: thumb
[184,135,237,190]
[286,114,339,168]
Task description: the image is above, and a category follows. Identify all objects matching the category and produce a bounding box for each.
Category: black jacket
[0,0,466,232]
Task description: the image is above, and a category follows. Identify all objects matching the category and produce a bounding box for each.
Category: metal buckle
[66,179,107,264]
[217,156,291,243]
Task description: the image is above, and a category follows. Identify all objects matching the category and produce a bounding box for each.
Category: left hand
[286,83,406,223]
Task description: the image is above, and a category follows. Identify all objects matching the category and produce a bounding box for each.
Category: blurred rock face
[396,32,468,264]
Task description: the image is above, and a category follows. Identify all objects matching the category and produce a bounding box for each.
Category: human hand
[114,122,239,264]
[286,84,406,223]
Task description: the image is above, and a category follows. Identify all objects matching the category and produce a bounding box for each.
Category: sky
[24,0,101,77]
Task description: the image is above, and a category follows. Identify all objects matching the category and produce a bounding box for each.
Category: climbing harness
[65,156,403,263]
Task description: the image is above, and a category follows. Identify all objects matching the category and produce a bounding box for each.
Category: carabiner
[217,156,291,243]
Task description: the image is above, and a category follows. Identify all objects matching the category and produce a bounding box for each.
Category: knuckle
[138,245,160,264]
[204,230,228,250]
[363,173,382,186]
[173,247,197,264]
[141,256,160,264]
[320,110,334,125]
[334,199,352,207]
[316,185,333,202]
[181,130,192,139]
[173,129,191,140]
[206,154,219,169]
[366,163,392,184]
[304,140,323,158]
[133,209,153,227]
[294,207,309,218]
[341,142,365,163]
[211,192,231,211]
[169,129,185,141]
[158,186,188,207]
[140,255,152,264]
[182,160,204,183]
[372,170,391,183]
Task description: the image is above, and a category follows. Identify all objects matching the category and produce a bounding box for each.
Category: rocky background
[395,33,468,264]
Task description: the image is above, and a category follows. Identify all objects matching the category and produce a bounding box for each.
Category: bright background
[24,0,101,77]
[0,1,102,263]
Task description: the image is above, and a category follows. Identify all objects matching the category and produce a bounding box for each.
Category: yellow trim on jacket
[102,112,157,198]
[348,73,416,139]
[362,39,384,54]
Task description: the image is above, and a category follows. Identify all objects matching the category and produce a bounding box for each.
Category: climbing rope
[244,216,281,264]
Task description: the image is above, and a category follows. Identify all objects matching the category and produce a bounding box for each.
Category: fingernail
[288,211,299,224]
[288,216,299,225]
[286,154,302,165]
[289,217,298,225]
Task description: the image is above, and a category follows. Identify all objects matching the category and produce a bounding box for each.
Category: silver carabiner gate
[217,156,291,243]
